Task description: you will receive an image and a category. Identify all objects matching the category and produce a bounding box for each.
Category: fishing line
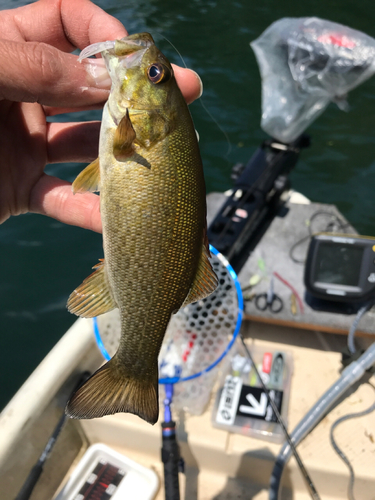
[155,33,189,70]
[198,99,232,158]
[156,33,232,157]
[239,334,321,500]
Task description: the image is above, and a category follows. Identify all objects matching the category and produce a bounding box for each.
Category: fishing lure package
[211,343,293,443]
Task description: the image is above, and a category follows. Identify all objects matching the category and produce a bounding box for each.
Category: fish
[65,33,218,425]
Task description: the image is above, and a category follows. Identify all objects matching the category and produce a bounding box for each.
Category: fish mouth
[78,33,154,66]
[79,33,157,120]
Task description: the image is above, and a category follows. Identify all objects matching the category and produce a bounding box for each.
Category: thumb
[0,39,110,107]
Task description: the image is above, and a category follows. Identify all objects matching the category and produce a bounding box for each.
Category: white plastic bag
[251,17,375,143]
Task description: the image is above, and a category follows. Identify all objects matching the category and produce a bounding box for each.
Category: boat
[2,192,375,500]
[1,17,375,500]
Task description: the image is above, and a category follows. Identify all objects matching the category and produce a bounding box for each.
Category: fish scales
[66,33,217,424]
[103,117,203,370]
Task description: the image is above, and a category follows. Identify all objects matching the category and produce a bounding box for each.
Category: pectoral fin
[113,109,136,160]
[182,243,218,307]
[67,259,116,317]
[72,158,100,194]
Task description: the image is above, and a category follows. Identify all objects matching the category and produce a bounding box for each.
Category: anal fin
[72,158,100,194]
[182,244,218,307]
[66,356,159,425]
[67,259,116,318]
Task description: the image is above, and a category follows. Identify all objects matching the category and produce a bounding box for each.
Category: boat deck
[1,195,375,499]
[1,317,374,500]
[79,322,375,500]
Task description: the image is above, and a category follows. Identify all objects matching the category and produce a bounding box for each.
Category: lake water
[1,0,375,409]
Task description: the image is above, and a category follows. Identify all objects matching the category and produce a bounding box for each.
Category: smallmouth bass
[66,33,218,424]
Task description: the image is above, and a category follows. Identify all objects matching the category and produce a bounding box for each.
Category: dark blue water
[1,0,375,409]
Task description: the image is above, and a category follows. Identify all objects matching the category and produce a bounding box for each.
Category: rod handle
[14,464,43,500]
[162,422,180,500]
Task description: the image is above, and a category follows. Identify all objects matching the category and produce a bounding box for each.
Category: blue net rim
[93,245,243,385]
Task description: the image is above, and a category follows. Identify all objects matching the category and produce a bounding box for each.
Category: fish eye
[147,63,170,84]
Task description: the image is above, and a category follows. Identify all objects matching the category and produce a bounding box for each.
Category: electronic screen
[313,242,364,286]
[304,233,375,302]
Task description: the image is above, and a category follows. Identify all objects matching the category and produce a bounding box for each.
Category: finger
[46,121,100,163]
[43,103,106,116]
[29,174,102,233]
[0,40,111,107]
[172,65,203,104]
[0,42,203,108]
[41,64,204,111]
[2,0,127,51]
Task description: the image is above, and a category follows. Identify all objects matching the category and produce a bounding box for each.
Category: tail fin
[66,357,159,425]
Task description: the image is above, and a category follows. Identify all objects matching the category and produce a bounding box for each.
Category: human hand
[0,0,202,233]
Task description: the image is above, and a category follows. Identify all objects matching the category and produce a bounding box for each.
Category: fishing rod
[161,384,183,500]
[15,372,90,500]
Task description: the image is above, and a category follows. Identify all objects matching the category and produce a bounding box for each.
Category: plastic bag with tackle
[251,17,375,143]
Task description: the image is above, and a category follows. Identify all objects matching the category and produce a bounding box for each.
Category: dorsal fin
[67,259,116,318]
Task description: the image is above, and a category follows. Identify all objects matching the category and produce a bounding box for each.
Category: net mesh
[96,250,242,414]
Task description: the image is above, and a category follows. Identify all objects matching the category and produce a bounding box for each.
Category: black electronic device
[207,134,310,271]
[304,233,375,302]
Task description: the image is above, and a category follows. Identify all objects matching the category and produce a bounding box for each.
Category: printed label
[237,386,283,422]
[216,375,243,425]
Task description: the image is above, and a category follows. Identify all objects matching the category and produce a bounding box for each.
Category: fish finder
[304,233,375,302]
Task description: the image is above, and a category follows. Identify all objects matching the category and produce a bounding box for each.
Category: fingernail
[83,59,111,89]
[191,70,203,98]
